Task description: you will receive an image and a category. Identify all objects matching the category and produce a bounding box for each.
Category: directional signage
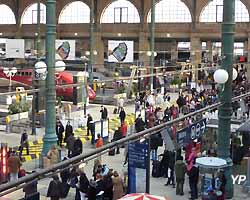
[176,118,207,146]
[128,140,149,193]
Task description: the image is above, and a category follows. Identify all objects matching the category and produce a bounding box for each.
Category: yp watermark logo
[232,175,247,185]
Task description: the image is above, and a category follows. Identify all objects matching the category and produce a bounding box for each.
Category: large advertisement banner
[128,140,149,193]
[108,40,134,63]
[56,40,75,60]
[6,39,25,58]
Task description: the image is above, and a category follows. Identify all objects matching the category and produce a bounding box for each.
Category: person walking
[8,152,22,182]
[66,133,76,157]
[119,108,126,124]
[73,137,83,157]
[56,121,64,147]
[100,106,108,120]
[135,114,145,133]
[150,134,159,161]
[188,159,199,200]
[87,114,93,136]
[112,171,124,200]
[113,128,122,154]
[175,156,186,196]
[47,175,61,200]
[19,130,29,158]
[165,151,175,188]
[65,121,73,143]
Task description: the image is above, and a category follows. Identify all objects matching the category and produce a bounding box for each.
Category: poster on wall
[55,40,75,60]
[6,39,25,58]
[108,40,134,63]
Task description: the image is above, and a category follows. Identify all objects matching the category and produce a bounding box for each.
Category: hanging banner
[56,40,75,60]
[108,40,134,63]
[176,118,206,146]
[128,140,149,193]
[6,39,25,58]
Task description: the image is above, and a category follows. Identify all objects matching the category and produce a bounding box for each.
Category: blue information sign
[176,118,206,146]
[128,140,149,193]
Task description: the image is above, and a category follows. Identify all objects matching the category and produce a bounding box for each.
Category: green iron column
[31,0,41,135]
[150,0,155,92]
[37,0,41,56]
[89,0,94,84]
[217,0,235,198]
[42,0,57,154]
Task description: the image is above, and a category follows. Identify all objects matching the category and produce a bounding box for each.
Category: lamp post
[42,0,57,155]
[150,0,155,92]
[32,61,47,135]
[216,0,235,198]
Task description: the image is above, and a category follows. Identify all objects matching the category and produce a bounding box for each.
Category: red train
[0,68,96,100]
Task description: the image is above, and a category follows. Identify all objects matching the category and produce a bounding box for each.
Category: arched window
[147,0,192,23]
[59,1,90,24]
[0,4,16,24]
[101,0,140,23]
[200,0,249,22]
[22,3,46,24]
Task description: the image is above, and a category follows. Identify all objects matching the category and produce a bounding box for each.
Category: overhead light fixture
[74,32,78,36]
[117,33,122,37]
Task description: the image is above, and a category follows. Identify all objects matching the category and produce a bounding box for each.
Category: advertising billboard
[108,40,134,63]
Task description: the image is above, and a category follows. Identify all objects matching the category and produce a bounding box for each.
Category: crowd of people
[46,160,125,200]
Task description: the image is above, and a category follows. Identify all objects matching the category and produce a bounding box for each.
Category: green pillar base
[224,157,234,199]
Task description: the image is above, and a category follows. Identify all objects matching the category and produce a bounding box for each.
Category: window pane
[59,1,90,24]
[114,8,121,23]
[200,0,249,22]
[0,4,16,24]
[22,3,46,24]
[101,0,140,23]
[147,0,192,23]
[121,8,128,23]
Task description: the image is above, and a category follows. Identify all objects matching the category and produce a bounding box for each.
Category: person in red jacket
[121,122,127,138]
[96,134,103,149]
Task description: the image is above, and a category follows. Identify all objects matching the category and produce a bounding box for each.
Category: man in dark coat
[56,121,64,147]
[165,151,175,187]
[135,114,145,133]
[66,133,75,157]
[87,114,94,136]
[64,121,73,143]
[188,159,199,200]
[19,130,29,157]
[73,137,83,157]
[113,128,122,154]
[175,156,186,195]
[119,108,126,124]
[47,175,61,200]
[150,134,159,161]
[100,106,108,120]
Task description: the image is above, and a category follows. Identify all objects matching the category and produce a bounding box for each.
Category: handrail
[0,91,249,195]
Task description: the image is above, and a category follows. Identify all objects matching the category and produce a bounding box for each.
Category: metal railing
[0,91,249,196]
